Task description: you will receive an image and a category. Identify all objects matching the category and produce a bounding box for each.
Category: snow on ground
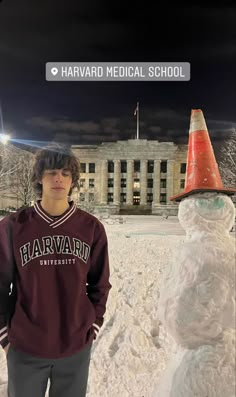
[0,215,234,396]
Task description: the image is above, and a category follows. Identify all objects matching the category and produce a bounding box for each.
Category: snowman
[153,109,236,397]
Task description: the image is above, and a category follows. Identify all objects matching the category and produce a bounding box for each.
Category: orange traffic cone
[170,109,236,201]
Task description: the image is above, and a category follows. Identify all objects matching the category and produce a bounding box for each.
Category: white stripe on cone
[190,110,208,134]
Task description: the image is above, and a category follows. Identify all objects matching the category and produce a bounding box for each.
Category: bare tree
[0,143,20,192]
[10,151,35,207]
[219,131,236,189]
[76,188,98,214]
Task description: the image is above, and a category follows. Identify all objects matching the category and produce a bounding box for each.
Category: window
[134,160,140,172]
[107,193,113,203]
[121,178,126,188]
[180,179,185,189]
[160,193,167,203]
[147,160,154,173]
[121,161,127,173]
[108,178,114,188]
[89,193,94,202]
[120,192,126,203]
[180,163,186,174]
[80,178,85,188]
[79,192,85,201]
[80,163,86,173]
[147,193,153,203]
[108,161,114,173]
[160,161,167,173]
[133,178,140,189]
[89,179,94,188]
[147,178,153,188]
[89,163,95,173]
[160,179,166,188]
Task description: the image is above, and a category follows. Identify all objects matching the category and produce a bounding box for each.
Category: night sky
[0,1,235,149]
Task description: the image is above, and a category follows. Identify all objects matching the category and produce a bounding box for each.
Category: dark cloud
[23,108,236,146]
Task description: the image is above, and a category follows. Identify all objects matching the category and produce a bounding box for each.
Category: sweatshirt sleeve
[0,216,17,349]
[87,221,112,335]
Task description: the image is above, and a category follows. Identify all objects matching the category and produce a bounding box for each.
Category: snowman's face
[178,193,235,231]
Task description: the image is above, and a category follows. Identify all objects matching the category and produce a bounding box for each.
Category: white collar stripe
[0,326,7,335]
[51,205,76,228]
[34,202,53,221]
[0,332,8,342]
[34,201,76,228]
[50,203,75,226]
[34,204,51,223]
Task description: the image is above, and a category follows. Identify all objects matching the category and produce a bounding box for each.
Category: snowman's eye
[196,199,208,208]
[195,197,225,210]
[213,197,224,209]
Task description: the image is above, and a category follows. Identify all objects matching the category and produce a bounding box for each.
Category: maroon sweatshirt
[0,201,111,359]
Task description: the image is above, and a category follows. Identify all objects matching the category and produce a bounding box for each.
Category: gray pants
[6,343,92,397]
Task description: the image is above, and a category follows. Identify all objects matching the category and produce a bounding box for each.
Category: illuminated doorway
[133,192,140,205]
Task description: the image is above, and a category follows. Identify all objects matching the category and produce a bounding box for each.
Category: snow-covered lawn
[0,216,234,396]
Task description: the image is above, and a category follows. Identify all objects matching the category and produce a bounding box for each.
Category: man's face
[41,168,73,201]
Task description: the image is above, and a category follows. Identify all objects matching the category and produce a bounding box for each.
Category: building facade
[72,139,187,215]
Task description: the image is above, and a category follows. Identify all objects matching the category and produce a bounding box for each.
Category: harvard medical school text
[46,62,190,81]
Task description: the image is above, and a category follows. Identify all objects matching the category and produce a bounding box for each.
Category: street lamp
[0,133,10,144]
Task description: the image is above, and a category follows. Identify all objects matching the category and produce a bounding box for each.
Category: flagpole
[136,101,139,139]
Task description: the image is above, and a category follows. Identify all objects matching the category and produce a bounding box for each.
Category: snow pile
[86,231,182,397]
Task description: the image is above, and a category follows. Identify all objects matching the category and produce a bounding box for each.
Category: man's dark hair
[31,142,80,198]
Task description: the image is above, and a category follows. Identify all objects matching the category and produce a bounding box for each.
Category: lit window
[133,178,140,188]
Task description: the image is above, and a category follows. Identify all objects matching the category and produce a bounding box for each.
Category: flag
[134,102,139,116]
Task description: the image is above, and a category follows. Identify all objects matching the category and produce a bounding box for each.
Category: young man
[0,143,111,397]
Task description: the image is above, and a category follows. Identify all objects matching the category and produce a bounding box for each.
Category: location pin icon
[51,67,58,76]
